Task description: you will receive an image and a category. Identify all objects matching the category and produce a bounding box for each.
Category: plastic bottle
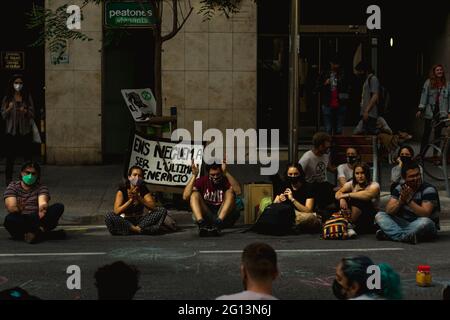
[416,265,432,287]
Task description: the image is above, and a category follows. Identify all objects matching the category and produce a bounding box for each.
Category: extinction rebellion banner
[129,134,204,187]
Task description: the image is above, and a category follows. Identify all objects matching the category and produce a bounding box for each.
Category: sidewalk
[1,161,450,225]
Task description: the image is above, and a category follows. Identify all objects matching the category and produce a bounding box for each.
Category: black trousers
[5,133,33,184]
[349,198,377,234]
[4,203,64,240]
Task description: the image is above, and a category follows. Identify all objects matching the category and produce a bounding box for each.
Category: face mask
[332,279,348,300]
[347,156,358,164]
[210,175,223,185]
[287,176,300,184]
[22,174,37,186]
[14,84,23,92]
[400,156,411,165]
[129,177,143,187]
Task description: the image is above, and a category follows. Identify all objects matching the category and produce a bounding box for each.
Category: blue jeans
[322,105,346,135]
[375,211,437,242]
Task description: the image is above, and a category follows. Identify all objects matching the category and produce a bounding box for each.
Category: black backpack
[249,202,295,236]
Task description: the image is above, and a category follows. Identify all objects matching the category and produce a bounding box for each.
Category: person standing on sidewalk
[105,166,176,235]
[375,161,440,244]
[1,75,34,186]
[416,64,450,155]
[317,56,350,135]
[183,159,241,237]
[355,62,380,135]
[3,162,65,243]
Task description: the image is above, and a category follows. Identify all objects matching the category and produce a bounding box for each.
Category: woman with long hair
[416,64,450,155]
[1,74,34,186]
[105,166,177,235]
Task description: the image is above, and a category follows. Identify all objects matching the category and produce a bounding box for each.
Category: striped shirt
[4,181,50,215]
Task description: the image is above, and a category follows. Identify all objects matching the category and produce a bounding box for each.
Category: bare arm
[407,200,434,218]
[113,191,133,215]
[183,161,199,201]
[365,93,379,113]
[335,183,353,200]
[224,172,241,195]
[293,198,314,213]
[348,183,380,201]
[38,194,49,218]
[5,197,21,214]
[385,197,402,215]
[338,177,347,188]
[1,100,14,119]
[140,193,156,210]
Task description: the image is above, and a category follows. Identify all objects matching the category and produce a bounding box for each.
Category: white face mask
[13,84,23,92]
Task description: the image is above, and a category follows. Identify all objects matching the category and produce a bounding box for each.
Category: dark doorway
[102,28,155,162]
[0,0,45,158]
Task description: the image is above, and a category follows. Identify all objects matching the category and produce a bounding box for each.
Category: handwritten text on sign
[129,135,203,186]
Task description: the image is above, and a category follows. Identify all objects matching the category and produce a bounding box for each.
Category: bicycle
[419,118,450,181]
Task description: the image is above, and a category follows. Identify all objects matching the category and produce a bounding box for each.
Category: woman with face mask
[333,256,402,300]
[1,74,35,186]
[104,166,177,235]
[273,163,320,233]
[390,145,423,193]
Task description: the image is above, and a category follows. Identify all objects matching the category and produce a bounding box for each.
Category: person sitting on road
[375,161,440,244]
[273,163,320,233]
[216,242,278,300]
[335,162,380,236]
[333,255,402,300]
[183,159,241,237]
[3,162,65,244]
[298,132,336,210]
[105,166,176,236]
[336,147,359,188]
[390,145,423,193]
[95,261,140,300]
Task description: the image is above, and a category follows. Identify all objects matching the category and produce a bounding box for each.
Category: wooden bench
[330,135,379,182]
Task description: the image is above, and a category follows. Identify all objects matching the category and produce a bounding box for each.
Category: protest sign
[128,134,204,187]
[121,88,156,122]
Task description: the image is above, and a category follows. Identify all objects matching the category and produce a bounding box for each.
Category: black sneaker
[402,233,418,245]
[208,225,221,237]
[375,229,389,241]
[198,225,209,237]
[43,230,67,240]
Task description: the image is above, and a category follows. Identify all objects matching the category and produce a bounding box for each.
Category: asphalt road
[1,224,450,300]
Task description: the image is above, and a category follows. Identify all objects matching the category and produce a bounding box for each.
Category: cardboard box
[244,184,273,224]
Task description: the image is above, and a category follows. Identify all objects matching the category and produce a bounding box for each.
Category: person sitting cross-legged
[105,166,176,236]
[375,161,440,244]
[183,159,241,237]
[335,163,380,237]
[3,162,65,244]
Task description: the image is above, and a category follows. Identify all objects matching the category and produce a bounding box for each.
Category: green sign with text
[105,2,156,28]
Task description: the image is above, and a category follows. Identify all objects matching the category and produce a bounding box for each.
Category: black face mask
[347,156,358,165]
[209,175,223,185]
[332,280,348,300]
[400,156,412,165]
[287,176,301,185]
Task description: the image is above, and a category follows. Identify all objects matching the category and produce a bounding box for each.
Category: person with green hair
[333,255,403,300]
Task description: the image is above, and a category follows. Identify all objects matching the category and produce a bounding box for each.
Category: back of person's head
[355,61,373,74]
[377,263,403,300]
[241,243,278,282]
[401,160,421,179]
[312,132,331,149]
[339,256,374,296]
[95,261,140,300]
[0,287,39,300]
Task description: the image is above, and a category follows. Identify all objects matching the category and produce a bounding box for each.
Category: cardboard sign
[121,88,156,122]
[128,134,204,187]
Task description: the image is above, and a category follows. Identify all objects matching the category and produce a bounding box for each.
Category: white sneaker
[347,223,357,239]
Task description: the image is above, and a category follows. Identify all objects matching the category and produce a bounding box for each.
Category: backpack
[322,210,351,240]
[368,75,390,116]
[250,202,295,236]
